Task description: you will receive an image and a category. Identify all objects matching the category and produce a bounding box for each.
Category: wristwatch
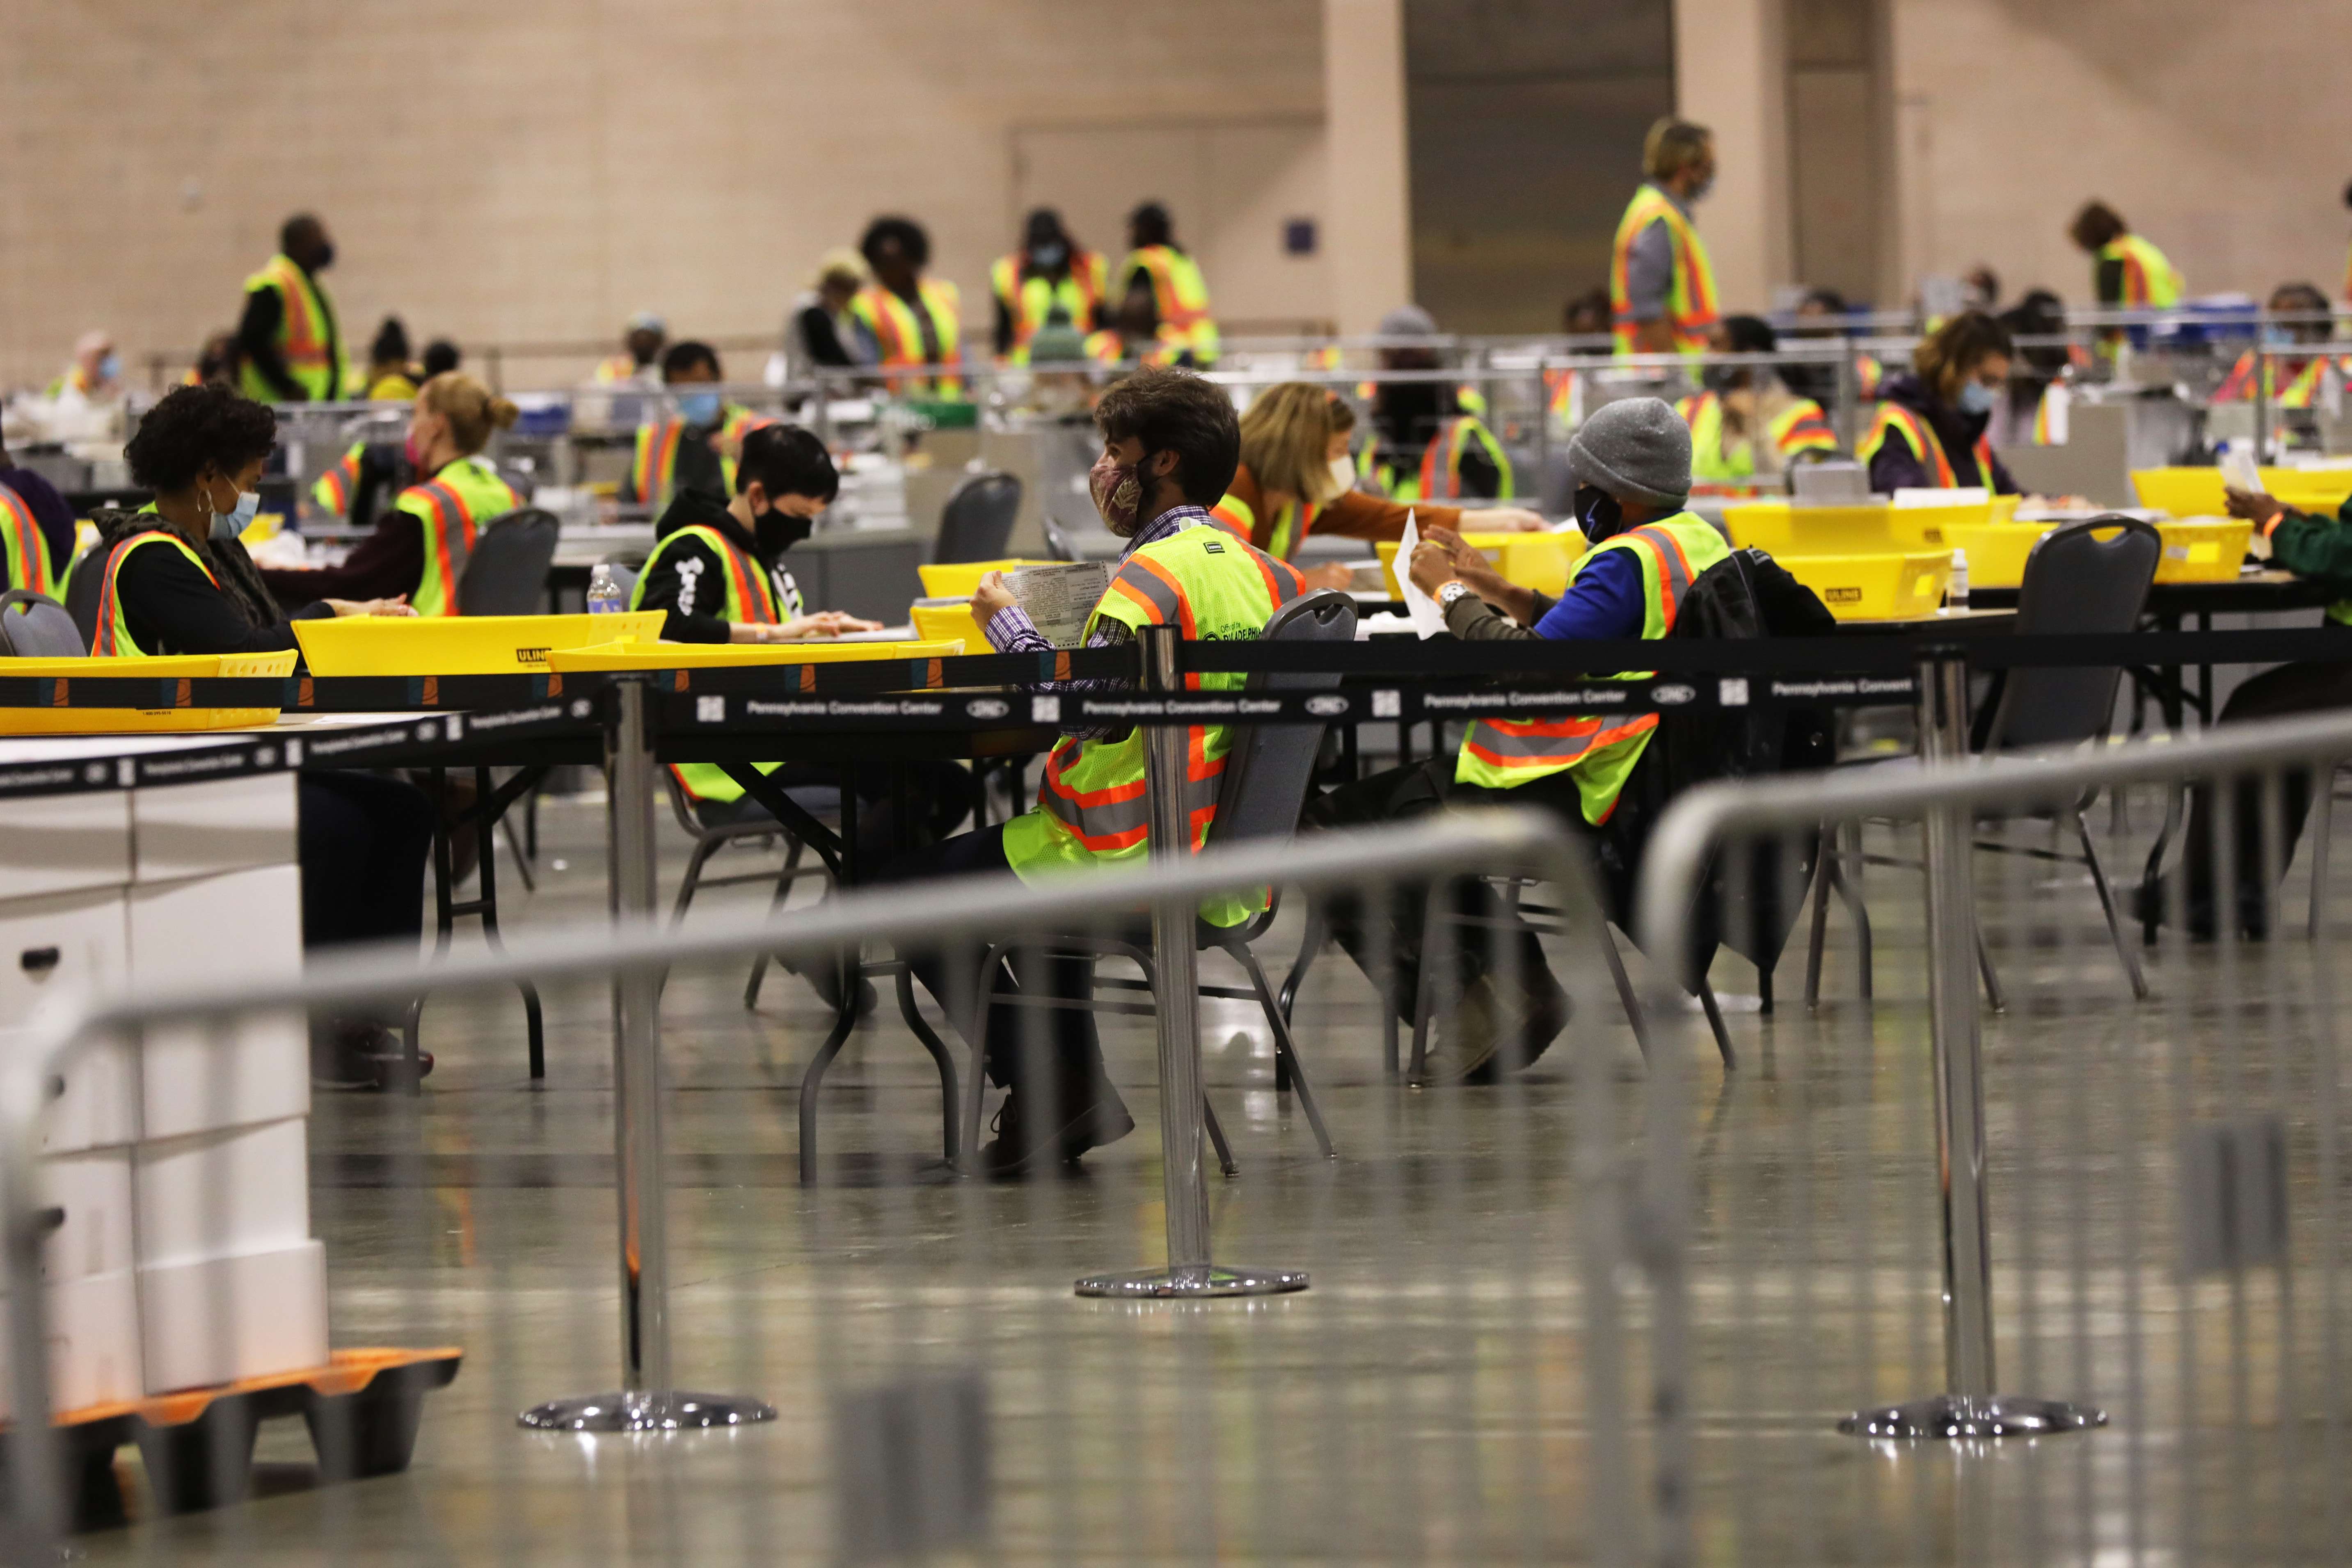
[1436,580,1476,611]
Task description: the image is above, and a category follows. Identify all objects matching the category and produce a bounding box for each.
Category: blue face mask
[2262,325,2295,348]
[98,352,121,382]
[1957,380,1997,416]
[213,490,259,542]
[677,391,722,426]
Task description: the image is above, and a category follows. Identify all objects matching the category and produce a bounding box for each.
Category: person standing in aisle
[848,216,964,396]
[236,213,348,402]
[623,342,775,512]
[992,209,1108,363]
[1116,202,1219,366]
[1610,119,1720,357]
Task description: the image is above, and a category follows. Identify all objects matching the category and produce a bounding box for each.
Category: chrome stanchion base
[518,1390,778,1432]
[1838,1394,2106,1440]
[1073,1264,1309,1299]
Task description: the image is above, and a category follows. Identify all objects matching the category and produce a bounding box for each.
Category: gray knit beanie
[1567,396,1691,509]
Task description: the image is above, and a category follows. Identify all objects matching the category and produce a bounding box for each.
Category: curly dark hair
[124,383,278,493]
[1094,365,1240,507]
[860,215,930,271]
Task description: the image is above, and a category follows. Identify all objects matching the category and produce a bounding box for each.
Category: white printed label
[1030,695,1062,724]
[1371,689,1401,719]
[696,695,725,723]
[1719,677,1750,708]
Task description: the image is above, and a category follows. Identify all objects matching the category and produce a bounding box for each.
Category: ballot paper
[2219,443,2262,496]
[1007,560,1112,648]
[1893,487,1990,507]
[1389,512,1449,640]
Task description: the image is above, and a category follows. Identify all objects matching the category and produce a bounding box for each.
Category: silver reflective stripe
[1108,560,1183,624]
[1042,759,1224,843]
[1463,718,1607,763]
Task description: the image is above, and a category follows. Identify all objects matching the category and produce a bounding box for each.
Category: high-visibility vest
[1455,513,1731,822]
[1080,329,1126,365]
[990,250,1108,363]
[92,530,220,657]
[628,522,785,803]
[1001,526,1304,925]
[1608,185,1719,356]
[628,403,774,511]
[848,280,964,395]
[311,441,367,517]
[1681,392,1840,479]
[1769,399,1837,458]
[1117,246,1219,364]
[0,482,56,598]
[1358,416,1515,505]
[2215,350,2324,409]
[1207,490,1323,563]
[2099,234,2184,309]
[389,455,521,617]
[1858,402,1993,489]
[237,254,346,402]
[592,354,646,384]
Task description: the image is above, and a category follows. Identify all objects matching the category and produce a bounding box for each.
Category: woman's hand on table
[1300,561,1356,594]
[325,596,415,617]
[970,570,1018,623]
[773,611,882,641]
[2224,487,2286,529]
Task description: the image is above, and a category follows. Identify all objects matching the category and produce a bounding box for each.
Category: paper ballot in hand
[2218,443,2262,498]
[1389,512,1449,640]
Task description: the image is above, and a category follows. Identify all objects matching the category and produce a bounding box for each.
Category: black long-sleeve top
[235,266,342,403]
[634,489,803,642]
[260,515,423,610]
[93,518,332,657]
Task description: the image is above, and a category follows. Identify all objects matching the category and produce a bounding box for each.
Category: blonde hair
[419,371,519,455]
[1642,117,1712,182]
[813,247,868,292]
[1237,384,1357,505]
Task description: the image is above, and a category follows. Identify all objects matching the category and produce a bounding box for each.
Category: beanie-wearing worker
[992,208,1109,364]
[1116,202,1219,367]
[237,213,348,402]
[623,341,774,512]
[1677,315,1838,488]
[1354,305,1516,503]
[1611,118,1720,357]
[593,312,667,385]
[2213,283,2333,410]
[868,367,1302,1175]
[1304,398,1727,1082]
[262,373,523,615]
[849,215,963,397]
[1858,311,2021,494]
[1210,382,1543,592]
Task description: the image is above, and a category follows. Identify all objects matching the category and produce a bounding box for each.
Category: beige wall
[1672,0,1793,315]
[1322,0,1412,334]
[1887,0,2352,308]
[0,0,1324,391]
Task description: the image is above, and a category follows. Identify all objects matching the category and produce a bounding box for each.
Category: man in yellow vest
[991,208,1109,364]
[236,213,349,402]
[1611,119,1720,357]
[870,366,1304,1175]
[1306,398,1728,1082]
[622,342,774,510]
[1116,202,1219,366]
[848,215,963,396]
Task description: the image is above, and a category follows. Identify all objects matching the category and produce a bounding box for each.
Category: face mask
[756,505,813,556]
[1089,451,1147,535]
[1700,364,1742,395]
[313,242,336,270]
[211,488,259,542]
[403,427,425,468]
[1574,484,1624,541]
[677,391,723,426]
[1687,173,1714,202]
[1030,241,1068,270]
[98,352,121,382]
[2262,325,2295,348]
[1327,455,1357,496]
[1957,380,1997,416]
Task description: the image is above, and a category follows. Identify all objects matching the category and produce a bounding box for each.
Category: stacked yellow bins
[2151,519,2253,583]
[910,599,981,643]
[0,651,297,734]
[1778,552,1954,620]
[1940,521,2059,589]
[292,613,664,675]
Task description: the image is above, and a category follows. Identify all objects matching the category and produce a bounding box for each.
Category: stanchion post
[519,678,778,1431]
[2254,342,2272,463]
[1840,650,2103,1438]
[1075,625,1307,1300]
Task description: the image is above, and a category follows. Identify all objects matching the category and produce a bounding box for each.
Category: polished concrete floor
[69,786,2352,1564]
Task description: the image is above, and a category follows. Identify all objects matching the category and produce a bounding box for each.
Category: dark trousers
[297,771,434,951]
[2176,658,2352,933]
[870,825,1130,1099]
[696,761,980,862]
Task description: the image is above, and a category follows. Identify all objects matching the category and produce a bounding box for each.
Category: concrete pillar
[1672,0,1795,313]
[1322,0,1414,333]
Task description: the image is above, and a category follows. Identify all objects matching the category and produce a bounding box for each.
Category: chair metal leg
[2077,810,2150,1001]
[744,837,811,1010]
[957,945,1013,1177]
[1407,884,1445,1085]
[1974,919,2007,1015]
[468,770,543,1081]
[1833,822,1874,1001]
[499,816,536,894]
[795,987,863,1186]
[1695,974,1736,1072]
[1599,925,1651,1059]
[892,966,961,1166]
[1234,944,1335,1159]
[1803,830,1834,1008]
[2309,774,2336,940]
[1202,1095,1238,1179]
[668,837,723,928]
[1277,902,1325,1024]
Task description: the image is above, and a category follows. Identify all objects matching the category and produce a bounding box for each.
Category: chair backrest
[1982,515,2160,752]
[456,507,561,616]
[933,471,1023,564]
[1209,588,1358,852]
[1036,510,1080,563]
[0,589,88,657]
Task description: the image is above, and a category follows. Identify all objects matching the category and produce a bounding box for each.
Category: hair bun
[489,396,521,431]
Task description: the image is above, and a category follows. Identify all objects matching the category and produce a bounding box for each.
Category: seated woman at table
[1858,311,2022,496]
[1208,382,1545,594]
[82,382,435,1091]
[260,371,525,616]
[2140,482,2352,938]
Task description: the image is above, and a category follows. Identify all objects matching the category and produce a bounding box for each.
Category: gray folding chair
[456,507,561,615]
[933,471,1023,564]
[0,589,88,656]
[1804,516,2162,1004]
[659,767,837,1006]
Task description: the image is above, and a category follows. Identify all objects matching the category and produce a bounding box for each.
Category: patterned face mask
[1090,450,1149,535]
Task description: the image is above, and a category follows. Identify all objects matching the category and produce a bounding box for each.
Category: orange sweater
[1210,462,1465,558]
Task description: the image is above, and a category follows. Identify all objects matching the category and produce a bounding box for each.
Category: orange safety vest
[629,405,775,511]
[1609,185,1719,355]
[1118,246,1218,363]
[391,456,521,617]
[1859,403,1993,489]
[92,531,221,657]
[848,280,965,395]
[2215,350,2324,409]
[989,250,1108,361]
[0,482,56,598]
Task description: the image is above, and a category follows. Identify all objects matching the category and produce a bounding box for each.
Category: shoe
[977,1081,1135,1178]
[312,1022,433,1092]
[1416,969,1570,1086]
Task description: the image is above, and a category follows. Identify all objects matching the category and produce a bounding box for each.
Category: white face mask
[1327,455,1357,497]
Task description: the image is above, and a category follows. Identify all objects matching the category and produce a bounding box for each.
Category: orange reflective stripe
[0,485,52,596]
[95,532,218,656]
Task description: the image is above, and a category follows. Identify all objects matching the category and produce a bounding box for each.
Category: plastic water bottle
[587,563,624,615]
[1947,548,1970,611]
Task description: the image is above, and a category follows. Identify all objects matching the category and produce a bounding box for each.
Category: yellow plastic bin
[1886,498,1993,548]
[1723,502,1901,555]
[1941,521,2060,589]
[544,638,964,672]
[2152,519,2252,583]
[293,613,664,675]
[1373,530,1584,596]
[1780,551,1954,621]
[916,560,1061,599]
[0,651,297,735]
[910,599,981,643]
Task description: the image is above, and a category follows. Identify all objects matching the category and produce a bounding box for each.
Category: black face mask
[755,507,813,558]
[311,242,336,271]
[1700,364,1743,395]
[1574,484,1624,541]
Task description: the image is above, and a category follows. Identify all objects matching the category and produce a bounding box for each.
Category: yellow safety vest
[1858,403,1992,489]
[1677,393,1840,482]
[628,523,784,804]
[990,251,1108,363]
[2215,351,2323,409]
[390,456,522,617]
[847,280,965,395]
[1002,526,1304,925]
[311,441,367,517]
[92,530,221,658]
[1206,491,1324,563]
[0,482,56,598]
[1455,513,1731,823]
[1357,416,1515,505]
[237,254,347,401]
[2099,234,2184,309]
[1609,185,1719,356]
[628,404,774,512]
[1117,246,1219,365]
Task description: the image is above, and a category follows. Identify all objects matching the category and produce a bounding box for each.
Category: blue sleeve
[1532,546,1648,640]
